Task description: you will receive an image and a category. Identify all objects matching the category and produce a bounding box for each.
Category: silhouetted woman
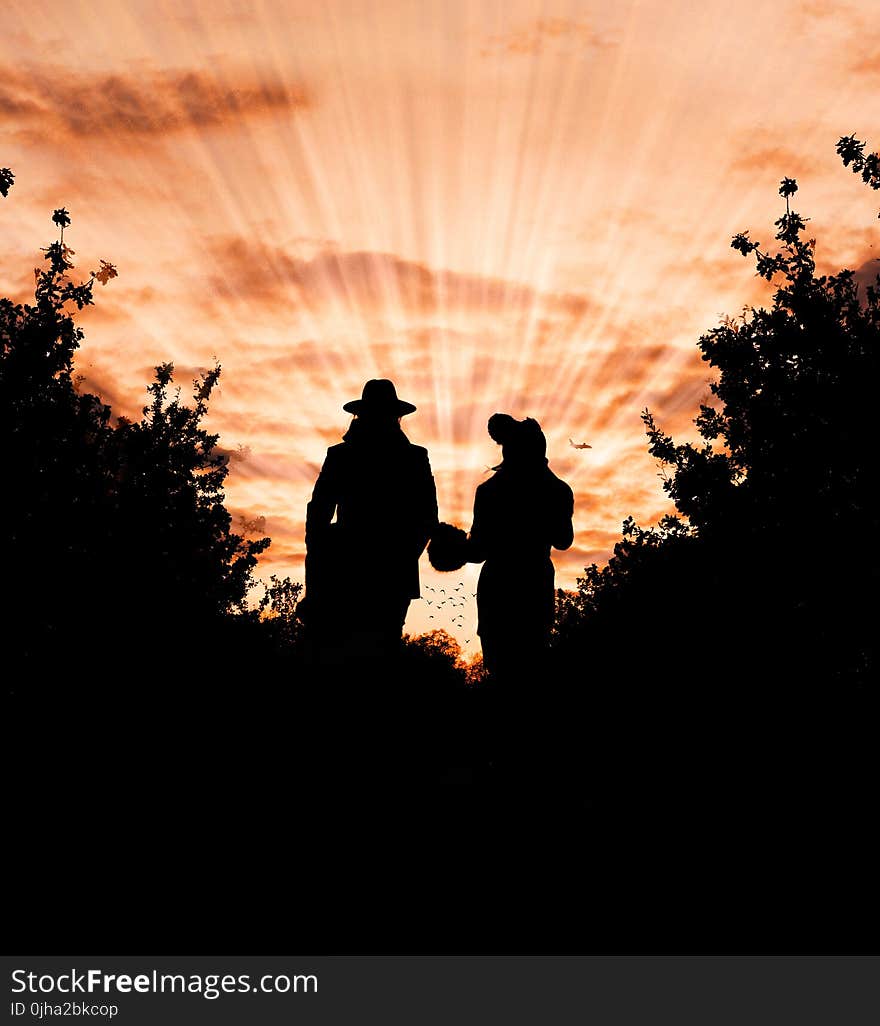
[467,414,574,681]
[304,379,438,664]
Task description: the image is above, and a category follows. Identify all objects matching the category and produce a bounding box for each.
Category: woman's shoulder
[549,470,575,506]
[475,474,502,499]
[554,471,574,495]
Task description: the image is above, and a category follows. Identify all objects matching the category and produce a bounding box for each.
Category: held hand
[428,522,469,572]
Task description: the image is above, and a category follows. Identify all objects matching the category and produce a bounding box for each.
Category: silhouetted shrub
[556,145,878,693]
[1,192,270,696]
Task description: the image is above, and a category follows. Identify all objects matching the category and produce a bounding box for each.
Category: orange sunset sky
[2,0,879,651]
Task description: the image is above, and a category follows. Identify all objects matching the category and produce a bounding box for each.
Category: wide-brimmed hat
[343,379,416,416]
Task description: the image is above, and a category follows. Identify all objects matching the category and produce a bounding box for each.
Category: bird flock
[420,581,476,646]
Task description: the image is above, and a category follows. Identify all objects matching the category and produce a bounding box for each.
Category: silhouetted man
[304,379,438,664]
[467,414,574,682]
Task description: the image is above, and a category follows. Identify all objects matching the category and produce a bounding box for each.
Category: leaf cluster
[837,134,880,215]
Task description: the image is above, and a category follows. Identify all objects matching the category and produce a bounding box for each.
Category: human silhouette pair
[303,379,574,678]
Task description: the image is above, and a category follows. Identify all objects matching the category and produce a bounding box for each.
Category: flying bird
[569,438,592,450]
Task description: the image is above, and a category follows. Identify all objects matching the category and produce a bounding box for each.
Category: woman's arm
[466,486,489,563]
[550,481,575,551]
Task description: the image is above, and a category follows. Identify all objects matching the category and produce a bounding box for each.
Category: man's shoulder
[325,440,431,465]
[397,442,430,467]
[321,442,348,468]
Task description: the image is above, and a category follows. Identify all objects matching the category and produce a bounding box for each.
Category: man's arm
[305,448,340,550]
[413,449,439,555]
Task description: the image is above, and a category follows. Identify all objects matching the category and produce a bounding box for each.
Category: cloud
[0,90,43,118]
[481,16,615,57]
[168,1,271,30]
[852,254,880,301]
[73,365,141,421]
[0,61,309,138]
[0,265,41,302]
[227,510,305,567]
[559,541,619,570]
[74,286,161,329]
[231,450,309,483]
[850,46,880,78]
[728,143,822,179]
[787,0,880,82]
[789,0,860,28]
[208,239,593,322]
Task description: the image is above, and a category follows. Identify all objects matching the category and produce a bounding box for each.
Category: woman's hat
[343,378,416,416]
[487,413,547,461]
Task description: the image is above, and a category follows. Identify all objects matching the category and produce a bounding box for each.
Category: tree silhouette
[1,187,269,695]
[542,155,880,925]
[401,628,468,692]
[557,149,878,691]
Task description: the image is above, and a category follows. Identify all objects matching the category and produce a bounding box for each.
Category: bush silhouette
[1,193,270,697]
[555,151,878,693]
[532,146,880,932]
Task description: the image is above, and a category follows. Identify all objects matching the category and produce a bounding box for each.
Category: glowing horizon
[2,0,878,653]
